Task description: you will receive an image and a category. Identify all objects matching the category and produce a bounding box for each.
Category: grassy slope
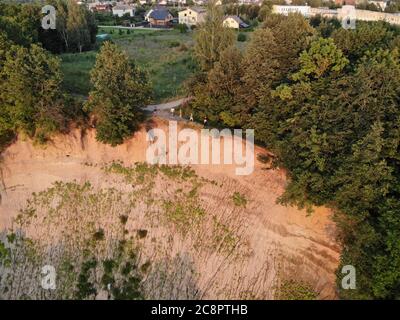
[60,28,196,103]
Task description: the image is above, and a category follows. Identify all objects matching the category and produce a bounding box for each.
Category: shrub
[237,33,247,42]
[168,40,180,48]
[232,192,247,207]
[175,23,188,33]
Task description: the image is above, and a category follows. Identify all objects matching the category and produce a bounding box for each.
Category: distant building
[223,15,249,29]
[193,0,207,5]
[167,0,187,5]
[88,2,112,12]
[335,0,356,5]
[272,5,311,17]
[112,4,136,17]
[178,7,207,26]
[237,0,262,4]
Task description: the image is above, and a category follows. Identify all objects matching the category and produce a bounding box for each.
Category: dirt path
[146,97,190,112]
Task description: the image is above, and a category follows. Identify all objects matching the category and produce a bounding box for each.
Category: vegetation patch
[232,192,247,207]
[275,280,318,300]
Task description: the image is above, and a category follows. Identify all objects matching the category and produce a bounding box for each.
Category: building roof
[113,5,135,11]
[149,8,171,20]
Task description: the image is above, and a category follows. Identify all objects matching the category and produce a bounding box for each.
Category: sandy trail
[146,97,190,112]
[0,118,340,299]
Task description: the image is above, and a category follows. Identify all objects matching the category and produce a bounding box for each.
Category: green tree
[191,46,244,126]
[0,43,65,143]
[193,0,235,71]
[67,0,90,53]
[292,37,349,80]
[85,42,151,146]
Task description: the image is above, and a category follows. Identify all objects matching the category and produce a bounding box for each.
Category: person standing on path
[189,113,194,122]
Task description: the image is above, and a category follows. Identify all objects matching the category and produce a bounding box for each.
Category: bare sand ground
[0,118,340,299]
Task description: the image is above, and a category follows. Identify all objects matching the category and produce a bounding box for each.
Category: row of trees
[191,3,400,299]
[0,1,151,147]
[0,31,68,145]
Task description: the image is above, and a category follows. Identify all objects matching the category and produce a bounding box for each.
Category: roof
[149,8,171,20]
[113,5,135,11]
[180,6,207,14]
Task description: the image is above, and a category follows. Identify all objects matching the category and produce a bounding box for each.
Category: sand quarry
[0,118,340,299]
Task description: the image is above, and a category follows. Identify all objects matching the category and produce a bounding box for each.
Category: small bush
[237,33,247,42]
[178,43,188,51]
[232,192,247,207]
[275,280,317,300]
[168,40,180,48]
[175,23,188,33]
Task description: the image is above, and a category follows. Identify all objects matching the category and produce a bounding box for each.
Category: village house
[178,7,207,26]
[223,15,249,29]
[272,5,311,17]
[167,0,187,5]
[88,2,112,12]
[147,8,174,28]
[112,4,136,17]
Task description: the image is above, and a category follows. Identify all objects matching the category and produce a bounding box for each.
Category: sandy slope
[0,118,340,299]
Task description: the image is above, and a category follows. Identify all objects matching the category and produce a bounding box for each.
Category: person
[148,130,155,144]
[170,107,175,116]
[203,116,208,127]
[189,113,194,122]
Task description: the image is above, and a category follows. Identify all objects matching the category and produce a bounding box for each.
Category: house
[272,5,311,17]
[148,8,174,27]
[112,4,136,17]
[193,0,207,5]
[178,7,207,26]
[223,15,249,29]
[167,0,187,5]
[88,2,112,12]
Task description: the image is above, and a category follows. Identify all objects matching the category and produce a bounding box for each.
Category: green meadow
[60,28,196,103]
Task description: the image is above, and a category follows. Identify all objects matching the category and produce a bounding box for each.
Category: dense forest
[0,0,149,146]
[190,3,400,299]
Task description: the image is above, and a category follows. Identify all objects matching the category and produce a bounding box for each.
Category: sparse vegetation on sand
[0,163,264,299]
[275,279,318,300]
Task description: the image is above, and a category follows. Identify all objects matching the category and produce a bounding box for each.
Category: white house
[223,15,249,29]
[178,7,207,26]
[112,4,136,17]
[272,5,311,17]
[167,0,187,5]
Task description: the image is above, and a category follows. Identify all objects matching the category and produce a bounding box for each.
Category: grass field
[60,28,196,103]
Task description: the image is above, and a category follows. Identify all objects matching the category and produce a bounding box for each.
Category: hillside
[0,118,340,299]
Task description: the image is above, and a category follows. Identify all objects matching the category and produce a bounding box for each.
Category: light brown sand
[0,118,340,299]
